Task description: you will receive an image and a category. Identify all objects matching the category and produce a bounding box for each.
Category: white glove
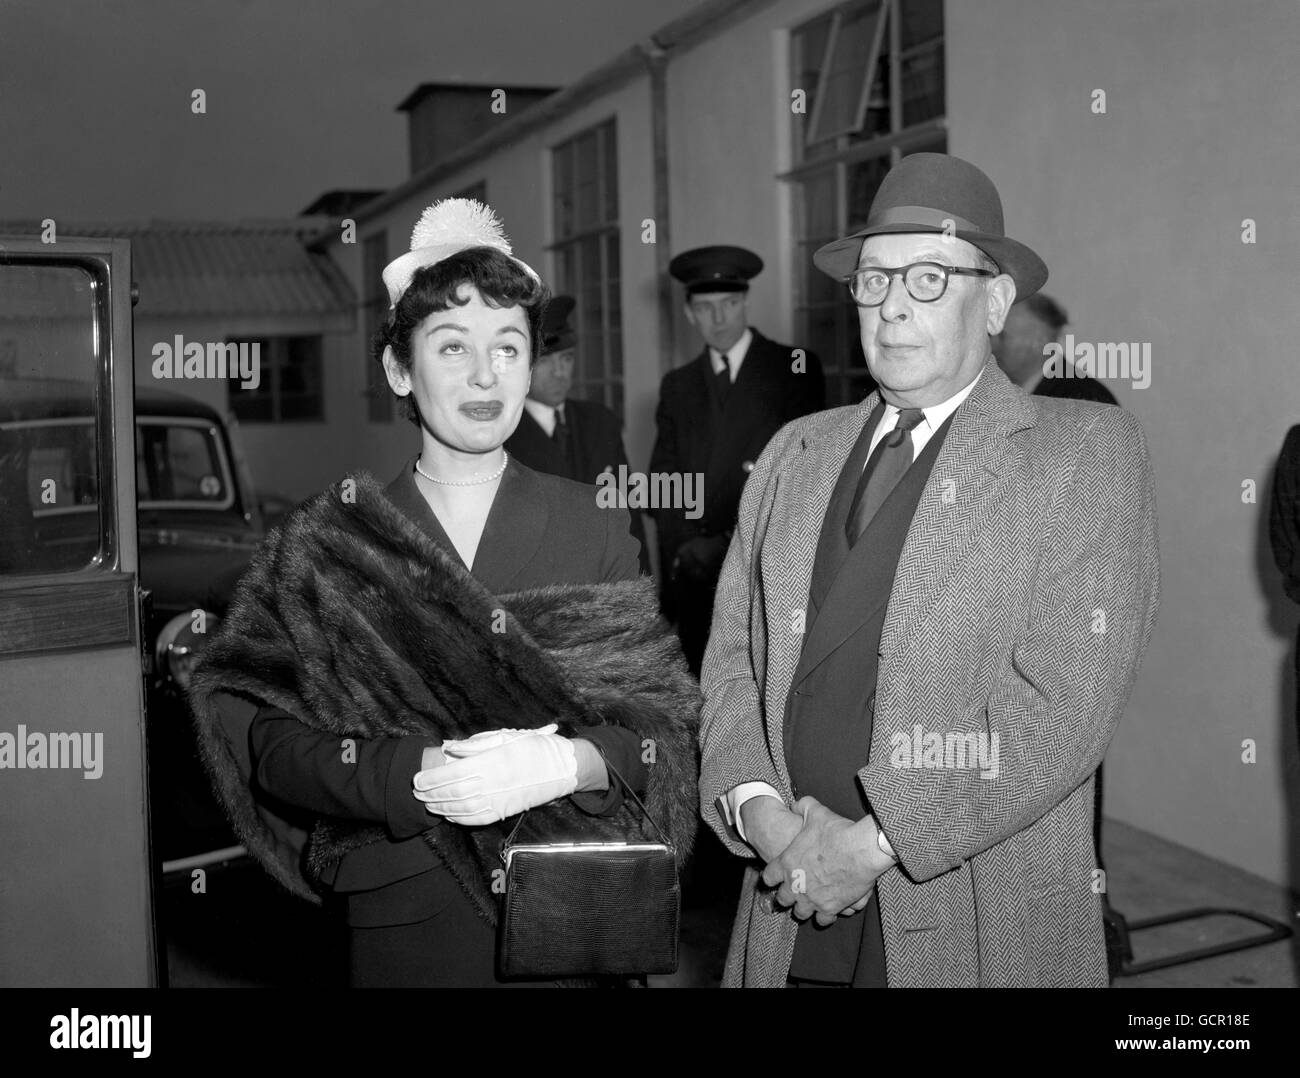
[414,723,577,825]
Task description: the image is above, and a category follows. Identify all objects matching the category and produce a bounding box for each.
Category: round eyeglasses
[848,262,996,306]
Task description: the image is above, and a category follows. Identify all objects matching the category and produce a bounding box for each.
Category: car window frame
[135,415,238,513]
[0,249,122,580]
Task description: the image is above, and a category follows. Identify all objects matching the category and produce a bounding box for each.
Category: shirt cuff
[721,782,784,843]
[873,815,897,860]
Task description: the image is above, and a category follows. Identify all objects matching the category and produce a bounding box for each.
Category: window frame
[785,0,946,408]
[547,118,624,419]
[226,334,326,424]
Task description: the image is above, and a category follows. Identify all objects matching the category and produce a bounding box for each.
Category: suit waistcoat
[784,403,954,982]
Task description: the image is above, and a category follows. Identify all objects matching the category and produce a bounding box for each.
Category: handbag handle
[502,735,674,851]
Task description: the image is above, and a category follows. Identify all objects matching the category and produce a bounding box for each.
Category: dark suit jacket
[245,457,647,928]
[506,398,649,571]
[648,329,825,561]
[1034,373,1119,406]
[507,398,626,484]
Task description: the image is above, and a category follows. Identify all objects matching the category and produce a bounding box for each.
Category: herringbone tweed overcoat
[699,358,1159,987]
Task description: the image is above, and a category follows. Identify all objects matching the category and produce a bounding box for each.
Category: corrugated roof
[0,218,356,318]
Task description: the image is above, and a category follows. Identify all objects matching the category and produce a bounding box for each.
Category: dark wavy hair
[372,246,549,425]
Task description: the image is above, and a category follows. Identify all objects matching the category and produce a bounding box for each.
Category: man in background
[649,245,824,675]
[506,294,648,571]
[994,293,1118,406]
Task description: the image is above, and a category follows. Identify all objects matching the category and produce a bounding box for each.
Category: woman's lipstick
[459,401,504,421]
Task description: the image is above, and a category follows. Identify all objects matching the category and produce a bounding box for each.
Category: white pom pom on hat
[381,197,541,308]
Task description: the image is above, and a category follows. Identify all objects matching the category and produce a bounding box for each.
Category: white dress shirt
[711,327,754,383]
[719,366,985,847]
[522,397,562,437]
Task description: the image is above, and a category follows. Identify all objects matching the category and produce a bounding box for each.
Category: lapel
[878,359,1035,664]
[759,359,1036,756]
[510,409,563,475]
[381,457,547,591]
[759,402,874,751]
[564,399,598,480]
[792,410,953,687]
[382,457,448,545]
[470,460,548,590]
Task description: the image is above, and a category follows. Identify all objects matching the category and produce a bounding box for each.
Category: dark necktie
[845,407,926,546]
[552,405,573,475]
[714,352,731,407]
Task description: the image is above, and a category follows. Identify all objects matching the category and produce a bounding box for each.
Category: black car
[1,377,264,861]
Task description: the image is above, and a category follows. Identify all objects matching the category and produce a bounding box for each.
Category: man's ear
[985,275,1017,335]
[381,346,410,396]
[683,301,699,331]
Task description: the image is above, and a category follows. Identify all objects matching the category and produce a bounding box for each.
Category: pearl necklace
[415,451,508,487]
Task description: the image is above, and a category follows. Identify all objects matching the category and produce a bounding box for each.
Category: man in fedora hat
[699,153,1160,986]
[506,294,649,570]
[649,245,824,676]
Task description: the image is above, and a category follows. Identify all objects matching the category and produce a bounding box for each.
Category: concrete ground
[163,818,1298,988]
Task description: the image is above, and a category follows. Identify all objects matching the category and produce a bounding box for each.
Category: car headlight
[154,610,221,691]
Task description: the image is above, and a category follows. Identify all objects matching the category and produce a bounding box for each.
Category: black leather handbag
[496,755,680,979]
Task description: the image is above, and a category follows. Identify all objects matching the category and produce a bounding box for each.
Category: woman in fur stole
[189,200,699,987]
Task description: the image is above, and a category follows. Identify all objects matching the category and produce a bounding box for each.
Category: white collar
[880,365,982,434]
[711,327,754,375]
[523,397,561,435]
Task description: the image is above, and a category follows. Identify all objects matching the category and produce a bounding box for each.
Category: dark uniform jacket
[1034,372,1118,406]
[648,329,824,562]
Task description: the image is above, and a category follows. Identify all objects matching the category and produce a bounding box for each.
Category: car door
[0,237,157,986]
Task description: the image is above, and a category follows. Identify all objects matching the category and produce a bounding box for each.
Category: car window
[135,422,234,510]
[0,260,103,575]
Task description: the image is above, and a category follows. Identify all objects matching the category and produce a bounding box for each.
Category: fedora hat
[812,153,1047,300]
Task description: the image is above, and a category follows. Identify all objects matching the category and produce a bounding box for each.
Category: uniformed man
[648,246,824,674]
[506,294,649,570]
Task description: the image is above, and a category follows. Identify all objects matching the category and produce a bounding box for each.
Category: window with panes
[550,120,623,419]
[790,0,945,406]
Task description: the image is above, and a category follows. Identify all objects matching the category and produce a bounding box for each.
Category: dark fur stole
[188,472,699,924]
